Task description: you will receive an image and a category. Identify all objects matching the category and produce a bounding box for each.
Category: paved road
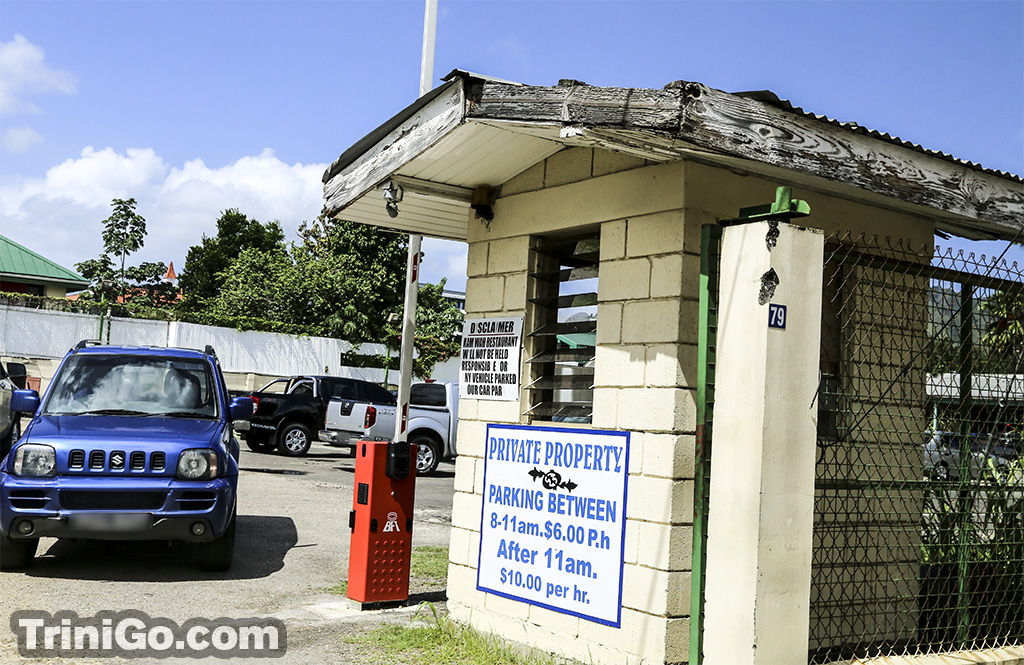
[0,440,455,663]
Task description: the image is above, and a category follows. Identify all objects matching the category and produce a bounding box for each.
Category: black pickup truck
[236,376,396,457]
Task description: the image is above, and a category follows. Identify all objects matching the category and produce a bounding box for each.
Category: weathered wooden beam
[324,75,1021,240]
[323,82,466,217]
[468,80,1023,237]
[678,85,1023,237]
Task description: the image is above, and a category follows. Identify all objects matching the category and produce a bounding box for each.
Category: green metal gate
[810,236,1024,662]
[689,223,721,665]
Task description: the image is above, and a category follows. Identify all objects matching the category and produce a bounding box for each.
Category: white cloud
[0,34,76,115]
[0,145,468,288]
[1,146,168,214]
[0,147,327,276]
[1,125,43,154]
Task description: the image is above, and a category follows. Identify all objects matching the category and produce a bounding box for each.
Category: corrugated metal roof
[731,89,1021,184]
[0,235,89,287]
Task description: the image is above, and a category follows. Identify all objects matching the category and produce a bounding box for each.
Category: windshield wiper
[157,411,217,419]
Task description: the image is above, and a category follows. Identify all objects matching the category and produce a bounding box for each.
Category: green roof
[0,235,89,287]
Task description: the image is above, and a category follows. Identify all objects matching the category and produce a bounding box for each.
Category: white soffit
[337,120,563,241]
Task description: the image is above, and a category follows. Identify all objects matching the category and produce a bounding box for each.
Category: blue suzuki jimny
[0,342,252,572]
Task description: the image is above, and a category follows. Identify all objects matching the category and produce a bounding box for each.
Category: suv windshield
[44,354,218,418]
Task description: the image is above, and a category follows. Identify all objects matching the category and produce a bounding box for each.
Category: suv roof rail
[204,345,217,359]
[73,339,102,352]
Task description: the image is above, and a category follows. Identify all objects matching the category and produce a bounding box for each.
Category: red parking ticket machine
[347,439,417,608]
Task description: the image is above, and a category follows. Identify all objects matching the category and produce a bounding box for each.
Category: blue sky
[2,0,1022,291]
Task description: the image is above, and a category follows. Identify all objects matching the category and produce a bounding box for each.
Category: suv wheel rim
[285,430,306,452]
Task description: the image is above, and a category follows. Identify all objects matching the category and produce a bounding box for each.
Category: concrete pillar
[702,221,823,665]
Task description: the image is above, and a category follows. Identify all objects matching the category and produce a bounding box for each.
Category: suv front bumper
[0,474,235,542]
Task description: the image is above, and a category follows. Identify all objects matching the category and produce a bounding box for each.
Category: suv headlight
[14,445,56,477]
[177,449,219,480]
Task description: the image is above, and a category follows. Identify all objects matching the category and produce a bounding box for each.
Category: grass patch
[326,580,347,595]
[348,604,567,665]
[411,546,448,587]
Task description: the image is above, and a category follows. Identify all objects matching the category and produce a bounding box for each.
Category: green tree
[209,210,463,376]
[178,209,285,311]
[74,255,117,301]
[75,198,176,306]
[410,279,464,377]
[980,289,1024,373]
[208,245,298,322]
[101,198,147,302]
[125,262,179,308]
[297,213,408,343]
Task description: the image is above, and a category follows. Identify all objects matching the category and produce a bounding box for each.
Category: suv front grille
[67,449,169,473]
[60,491,166,511]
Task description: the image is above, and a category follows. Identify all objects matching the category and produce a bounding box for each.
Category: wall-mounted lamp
[471,185,495,222]
[381,180,404,218]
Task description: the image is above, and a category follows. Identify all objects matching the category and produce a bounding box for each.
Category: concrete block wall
[594,210,700,663]
[449,149,700,665]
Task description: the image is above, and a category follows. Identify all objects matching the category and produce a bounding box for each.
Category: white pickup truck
[318,381,458,475]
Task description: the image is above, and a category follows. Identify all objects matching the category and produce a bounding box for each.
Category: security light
[381,180,404,218]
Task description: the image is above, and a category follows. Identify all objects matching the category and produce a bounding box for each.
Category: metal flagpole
[393,0,437,445]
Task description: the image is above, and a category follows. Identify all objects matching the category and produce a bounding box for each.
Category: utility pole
[393,0,437,445]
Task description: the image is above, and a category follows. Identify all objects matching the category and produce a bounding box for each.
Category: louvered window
[525,233,599,423]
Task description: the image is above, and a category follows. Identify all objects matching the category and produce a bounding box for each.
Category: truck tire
[277,422,312,457]
[413,434,441,476]
[0,533,38,571]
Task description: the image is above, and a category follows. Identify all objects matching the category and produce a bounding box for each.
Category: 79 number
[768,304,787,330]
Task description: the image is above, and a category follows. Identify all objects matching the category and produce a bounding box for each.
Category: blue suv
[0,342,252,571]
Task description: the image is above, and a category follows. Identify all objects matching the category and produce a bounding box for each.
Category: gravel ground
[0,443,455,663]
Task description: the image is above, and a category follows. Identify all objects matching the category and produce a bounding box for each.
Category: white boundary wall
[0,304,458,384]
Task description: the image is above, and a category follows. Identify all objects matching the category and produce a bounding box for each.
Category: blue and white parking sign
[477,424,630,627]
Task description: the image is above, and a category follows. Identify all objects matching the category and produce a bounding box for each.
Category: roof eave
[0,272,90,289]
[323,77,1023,242]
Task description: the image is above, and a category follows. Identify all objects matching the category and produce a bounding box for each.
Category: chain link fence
[810,234,1024,662]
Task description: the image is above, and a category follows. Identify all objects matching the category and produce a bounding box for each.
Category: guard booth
[322,71,1024,664]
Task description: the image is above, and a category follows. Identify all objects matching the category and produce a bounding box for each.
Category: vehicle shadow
[23,515,298,582]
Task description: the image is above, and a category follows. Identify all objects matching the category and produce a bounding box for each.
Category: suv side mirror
[229,397,253,421]
[5,363,27,390]
[11,390,40,414]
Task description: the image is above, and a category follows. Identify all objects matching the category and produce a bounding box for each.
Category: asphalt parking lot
[0,440,456,663]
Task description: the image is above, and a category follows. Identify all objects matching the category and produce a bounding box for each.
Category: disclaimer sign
[459,317,523,401]
[477,424,630,627]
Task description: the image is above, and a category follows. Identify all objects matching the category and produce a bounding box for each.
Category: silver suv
[0,361,27,460]
[923,432,1020,480]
